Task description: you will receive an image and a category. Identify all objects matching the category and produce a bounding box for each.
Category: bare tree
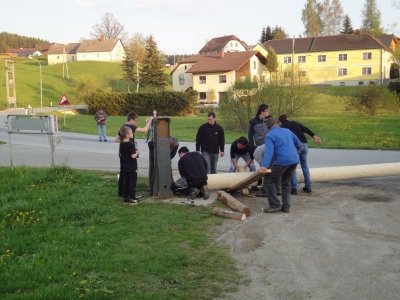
[90,12,128,41]
[321,0,344,35]
[302,0,323,37]
[124,33,147,92]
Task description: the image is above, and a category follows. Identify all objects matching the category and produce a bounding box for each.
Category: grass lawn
[0,167,240,299]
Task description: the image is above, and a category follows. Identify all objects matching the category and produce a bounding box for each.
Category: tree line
[0,32,49,53]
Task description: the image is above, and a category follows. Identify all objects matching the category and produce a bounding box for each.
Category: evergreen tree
[340,14,354,34]
[139,35,166,89]
[301,0,323,37]
[122,46,136,92]
[260,27,266,43]
[321,0,344,36]
[265,26,273,41]
[361,0,383,36]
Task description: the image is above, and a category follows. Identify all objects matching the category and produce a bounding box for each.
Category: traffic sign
[58,94,71,105]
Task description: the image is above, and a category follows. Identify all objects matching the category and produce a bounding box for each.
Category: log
[217,190,251,216]
[212,207,246,220]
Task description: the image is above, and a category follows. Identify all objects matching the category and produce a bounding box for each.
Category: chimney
[99,33,105,41]
[220,49,224,59]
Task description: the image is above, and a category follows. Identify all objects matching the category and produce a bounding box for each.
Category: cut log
[212,207,246,220]
[217,190,251,216]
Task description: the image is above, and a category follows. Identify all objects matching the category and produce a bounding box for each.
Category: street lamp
[29,57,43,111]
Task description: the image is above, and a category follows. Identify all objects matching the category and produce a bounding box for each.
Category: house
[47,38,125,65]
[263,32,398,86]
[171,50,267,103]
[199,35,248,55]
[6,48,42,57]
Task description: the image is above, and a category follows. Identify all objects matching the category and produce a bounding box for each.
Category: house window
[184,65,188,70]
[298,71,307,77]
[219,75,226,83]
[283,56,292,64]
[318,55,326,62]
[97,53,100,58]
[284,71,292,78]
[199,92,207,100]
[338,68,347,76]
[57,55,60,59]
[253,61,257,69]
[358,81,364,86]
[298,56,306,63]
[369,81,375,85]
[363,52,372,60]
[199,76,206,84]
[338,53,347,61]
[179,74,185,85]
[362,67,372,75]
[340,82,345,86]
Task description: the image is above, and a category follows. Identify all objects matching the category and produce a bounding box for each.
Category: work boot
[255,191,267,197]
[201,185,210,200]
[303,187,312,193]
[188,188,199,200]
[291,189,298,195]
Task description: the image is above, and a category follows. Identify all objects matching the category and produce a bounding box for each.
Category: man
[248,103,274,196]
[94,109,108,142]
[195,112,225,174]
[260,118,302,213]
[229,137,256,172]
[279,114,321,194]
[115,111,153,197]
[175,146,210,200]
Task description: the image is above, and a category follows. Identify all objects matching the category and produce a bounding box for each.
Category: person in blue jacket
[259,118,302,213]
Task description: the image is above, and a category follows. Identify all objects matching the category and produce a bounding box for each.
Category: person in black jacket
[195,112,225,174]
[248,103,271,147]
[279,114,321,194]
[229,137,256,172]
[174,146,210,200]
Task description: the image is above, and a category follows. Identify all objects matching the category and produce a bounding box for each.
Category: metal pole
[39,62,43,111]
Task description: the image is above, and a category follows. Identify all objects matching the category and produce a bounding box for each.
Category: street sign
[58,94,71,105]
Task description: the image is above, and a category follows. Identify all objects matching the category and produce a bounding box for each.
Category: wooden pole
[217,190,251,216]
[212,207,246,220]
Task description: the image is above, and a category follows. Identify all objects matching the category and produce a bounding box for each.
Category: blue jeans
[291,143,311,189]
[97,124,107,141]
[202,152,219,174]
[229,153,256,172]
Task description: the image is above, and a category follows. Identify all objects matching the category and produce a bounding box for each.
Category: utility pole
[5,60,17,108]
[62,46,70,79]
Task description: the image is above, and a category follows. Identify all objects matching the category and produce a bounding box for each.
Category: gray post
[152,117,173,198]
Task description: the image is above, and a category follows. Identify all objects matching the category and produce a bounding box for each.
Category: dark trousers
[121,171,137,200]
[148,141,155,195]
[264,164,297,210]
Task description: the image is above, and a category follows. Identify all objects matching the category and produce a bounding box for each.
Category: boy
[119,126,140,204]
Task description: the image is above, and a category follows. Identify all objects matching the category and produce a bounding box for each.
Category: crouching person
[172,146,210,200]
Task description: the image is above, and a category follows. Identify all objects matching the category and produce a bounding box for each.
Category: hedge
[83,91,198,116]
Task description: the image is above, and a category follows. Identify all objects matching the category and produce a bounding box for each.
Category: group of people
[95,105,321,211]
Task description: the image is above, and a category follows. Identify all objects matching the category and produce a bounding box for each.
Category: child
[119,126,140,204]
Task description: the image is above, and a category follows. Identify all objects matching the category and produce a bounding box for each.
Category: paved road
[1,108,399,177]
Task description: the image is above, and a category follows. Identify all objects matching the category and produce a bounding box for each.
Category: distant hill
[0,32,49,52]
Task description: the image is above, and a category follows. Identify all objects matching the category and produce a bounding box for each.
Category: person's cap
[278,114,288,122]
[265,117,276,128]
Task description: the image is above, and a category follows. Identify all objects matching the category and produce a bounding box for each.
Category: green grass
[0,167,240,299]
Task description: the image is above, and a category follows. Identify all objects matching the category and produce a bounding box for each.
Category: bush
[83,91,197,116]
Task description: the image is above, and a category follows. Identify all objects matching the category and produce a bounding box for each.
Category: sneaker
[123,199,139,205]
[255,191,267,197]
[188,188,199,200]
[135,194,143,199]
[262,207,281,213]
[200,185,210,200]
[303,187,312,193]
[251,186,259,192]
[291,189,298,195]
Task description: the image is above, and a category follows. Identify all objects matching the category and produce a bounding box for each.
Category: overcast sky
[1,0,398,54]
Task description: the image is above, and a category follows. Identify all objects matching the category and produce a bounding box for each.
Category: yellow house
[263,32,398,86]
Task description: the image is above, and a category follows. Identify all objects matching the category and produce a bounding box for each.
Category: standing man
[229,137,256,172]
[94,109,108,142]
[248,103,274,196]
[279,114,321,194]
[196,112,225,174]
[259,118,302,213]
[176,146,210,200]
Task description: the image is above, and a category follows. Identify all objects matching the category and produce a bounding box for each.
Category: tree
[265,46,278,80]
[90,12,128,41]
[139,35,166,89]
[122,47,135,92]
[271,26,288,40]
[265,26,273,41]
[301,0,323,37]
[260,27,266,43]
[124,33,147,91]
[340,14,354,34]
[321,0,344,35]
[393,0,400,9]
[361,0,383,36]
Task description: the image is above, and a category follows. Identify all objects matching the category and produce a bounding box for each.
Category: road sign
[58,94,71,105]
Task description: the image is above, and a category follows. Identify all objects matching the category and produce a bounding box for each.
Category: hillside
[0,59,127,109]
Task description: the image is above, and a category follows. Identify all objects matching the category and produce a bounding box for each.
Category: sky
[1,0,399,54]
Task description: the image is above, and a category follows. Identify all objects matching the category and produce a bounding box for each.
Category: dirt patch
[215,176,400,300]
